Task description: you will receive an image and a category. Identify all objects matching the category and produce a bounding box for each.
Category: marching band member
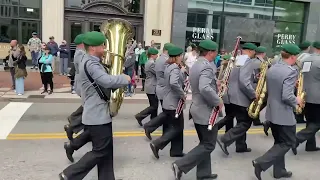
[143,43,174,140]
[217,43,258,155]
[252,44,303,180]
[294,41,320,154]
[135,48,159,125]
[59,31,131,180]
[149,45,185,159]
[172,40,223,180]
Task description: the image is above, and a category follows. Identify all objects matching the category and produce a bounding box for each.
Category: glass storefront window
[0,19,18,43]
[0,0,19,5]
[71,22,82,42]
[274,0,305,22]
[255,0,273,7]
[19,0,40,8]
[21,21,39,44]
[225,0,252,5]
[0,5,18,17]
[273,22,302,52]
[19,7,40,19]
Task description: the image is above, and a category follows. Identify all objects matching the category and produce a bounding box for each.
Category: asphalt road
[0,101,319,180]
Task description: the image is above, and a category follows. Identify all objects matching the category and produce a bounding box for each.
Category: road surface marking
[0,102,33,139]
[6,127,304,140]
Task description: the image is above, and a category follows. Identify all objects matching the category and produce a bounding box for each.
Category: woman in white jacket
[184,44,198,69]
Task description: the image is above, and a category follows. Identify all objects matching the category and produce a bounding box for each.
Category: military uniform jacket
[303,54,320,104]
[251,57,264,89]
[189,57,221,125]
[79,54,129,125]
[227,57,256,107]
[265,61,298,126]
[162,63,185,110]
[155,54,169,100]
[144,59,157,94]
[74,48,86,96]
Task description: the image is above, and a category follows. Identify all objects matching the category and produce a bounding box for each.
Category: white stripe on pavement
[0,102,32,139]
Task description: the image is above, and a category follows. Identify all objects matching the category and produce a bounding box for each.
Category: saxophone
[295,61,306,114]
[248,59,271,119]
[100,18,135,117]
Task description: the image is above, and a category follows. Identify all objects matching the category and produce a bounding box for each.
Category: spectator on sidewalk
[124,41,137,97]
[134,42,144,75]
[47,36,59,73]
[14,45,27,96]
[38,42,47,91]
[59,40,70,75]
[39,47,54,94]
[139,46,149,91]
[27,32,41,70]
[8,40,20,90]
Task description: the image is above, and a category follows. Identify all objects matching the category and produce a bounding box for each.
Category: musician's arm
[282,70,298,108]
[199,67,221,107]
[170,68,185,99]
[239,62,256,100]
[150,62,156,75]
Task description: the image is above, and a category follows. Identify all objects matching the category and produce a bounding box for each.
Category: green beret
[242,43,257,50]
[148,48,158,55]
[281,44,301,55]
[312,41,320,49]
[83,31,106,46]
[198,39,218,51]
[168,46,183,56]
[256,46,267,53]
[223,54,231,60]
[164,43,174,50]
[299,41,311,50]
[74,34,85,45]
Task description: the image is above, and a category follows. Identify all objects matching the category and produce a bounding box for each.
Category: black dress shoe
[64,124,73,141]
[262,122,269,136]
[274,171,292,179]
[172,163,182,180]
[292,141,299,155]
[64,142,74,163]
[150,142,159,159]
[170,153,185,157]
[236,148,252,153]
[252,160,262,180]
[197,174,218,180]
[216,138,229,155]
[134,115,143,126]
[306,147,320,152]
[144,127,152,140]
[59,172,68,180]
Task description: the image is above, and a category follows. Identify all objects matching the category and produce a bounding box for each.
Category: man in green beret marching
[172,39,223,180]
[252,44,304,179]
[217,43,258,155]
[293,41,320,155]
[59,31,131,180]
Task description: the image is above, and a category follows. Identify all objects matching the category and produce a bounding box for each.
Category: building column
[42,0,64,43]
[207,10,213,29]
[171,0,188,48]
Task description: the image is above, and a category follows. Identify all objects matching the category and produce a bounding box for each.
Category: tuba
[248,58,271,119]
[100,18,135,117]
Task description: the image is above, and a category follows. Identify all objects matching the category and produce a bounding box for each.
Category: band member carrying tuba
[134,48,159,125]
[217,43,258,155]
[149,45,185,159]
[293,41,320,155]
[172,40,223,180]
[252,44,303,180]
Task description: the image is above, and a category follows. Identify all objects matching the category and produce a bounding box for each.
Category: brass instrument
[100,18,135,117]
[248,59,271,119]
[295,56,306,114]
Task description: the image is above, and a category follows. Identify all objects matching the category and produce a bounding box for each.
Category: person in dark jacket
[59,40,70,75]
[47,36,59,73]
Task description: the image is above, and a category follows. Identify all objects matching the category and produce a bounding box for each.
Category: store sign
[191,27,215,42]
[152,29,161,36]
[275,33,296,45]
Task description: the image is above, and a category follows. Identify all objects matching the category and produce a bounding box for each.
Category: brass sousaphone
[100,18,135,117]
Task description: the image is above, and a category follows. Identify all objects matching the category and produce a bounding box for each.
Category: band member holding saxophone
[149,45,185,159]
[143,43,174,140]
[293,41,320,155]
[135,48,159,125]
[217,43,258,155]
[59,31,131,180]
[63,34,86,162]
[172,40,223,180]
[252,44,303,180]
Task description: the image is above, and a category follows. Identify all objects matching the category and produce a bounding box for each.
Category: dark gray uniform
[174,57,221,179]
[253,61,298,178]
[135,58,159,125]
[295,54,320,152]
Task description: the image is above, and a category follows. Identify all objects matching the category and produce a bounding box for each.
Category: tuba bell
[100,18,135,117]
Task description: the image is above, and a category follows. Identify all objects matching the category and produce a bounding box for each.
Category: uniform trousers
[175,124,218,178]
[144,100,168,134]
[254,123,296,176]
[296,103,320,150]
[68,105,84,134]
[152,109,184,156]
[220,104,253,151]
[135,94,159,122]
[216,103,235,132]
[63,123,115,180]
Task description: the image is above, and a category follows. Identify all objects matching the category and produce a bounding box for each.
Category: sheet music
[301,61,312,73]
[235,55,249,66]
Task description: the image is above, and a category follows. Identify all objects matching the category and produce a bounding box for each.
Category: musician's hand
[218,102,224,112]
[216,80,221,87]
[296,96,304,107]
[124,74,131,83]
[180,66,186,72]
[295,80,299,88]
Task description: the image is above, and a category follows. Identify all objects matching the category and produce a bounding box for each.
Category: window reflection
[19,0,40,8]
[21,21,39,44]
[0,5,18,17]
[225,0,252,5]
[0,19,18,43]
[19,7,39,19]
[0,0,19,5]
[274,1,304,22]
